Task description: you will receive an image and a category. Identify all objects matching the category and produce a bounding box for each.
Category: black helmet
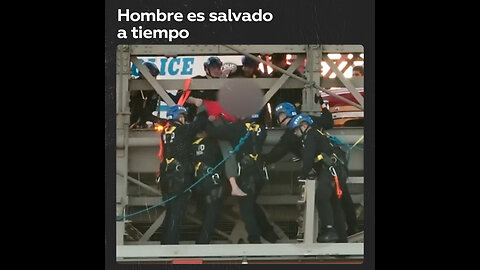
[242,56,258,68]
[204,56,222,69]
[139,62,160,78]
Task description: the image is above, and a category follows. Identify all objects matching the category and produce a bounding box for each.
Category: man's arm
[301,134,317,178]
[311,109,333,130]
[263,131,301,164]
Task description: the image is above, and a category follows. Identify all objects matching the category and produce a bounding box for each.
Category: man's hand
[186,97,203,107]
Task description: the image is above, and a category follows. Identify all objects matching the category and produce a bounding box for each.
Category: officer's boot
[317,225,339,243]
[262,230,279,243]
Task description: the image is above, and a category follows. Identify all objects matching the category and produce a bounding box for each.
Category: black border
[106,0,374,269]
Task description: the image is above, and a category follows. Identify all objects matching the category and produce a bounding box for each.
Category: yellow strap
[316,129,325,135]
[194,161,202,172]
[166,158,175,164]
[245,123,260,132]
[193,137,204,145]
[165,126,177,134]
[249,154,258,160]
[351,135,364,149]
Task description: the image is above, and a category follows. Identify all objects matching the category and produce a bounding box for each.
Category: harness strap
[329,166,343,199]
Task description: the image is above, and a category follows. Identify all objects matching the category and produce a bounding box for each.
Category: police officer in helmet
[288,113,348,243]
[265,102,358,237]
[158,104,207,244]
[191,128,227,244]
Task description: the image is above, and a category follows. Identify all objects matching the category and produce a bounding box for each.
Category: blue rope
[329,134,364,151]
[327,133,363,165]
[116,131,251,221]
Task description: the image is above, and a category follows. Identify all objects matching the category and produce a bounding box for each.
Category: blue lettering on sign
[159,58,168,75]
[168,58,181,75]
[131,57,196,76]
[131,58,155,77]
[181,58,194,75]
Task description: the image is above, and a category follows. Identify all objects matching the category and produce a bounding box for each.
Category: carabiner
[328,165,337,177]
[211,173,220,184]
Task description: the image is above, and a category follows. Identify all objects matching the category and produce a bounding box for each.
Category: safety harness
[314,129,343,199]
[237,122,269,180]
[156,79,192,173]
[192,137,221,185]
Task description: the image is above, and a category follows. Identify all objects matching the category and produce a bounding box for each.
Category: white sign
[132,55,243,79]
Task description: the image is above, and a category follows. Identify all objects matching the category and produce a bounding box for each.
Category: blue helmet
[204,56,222,69]
[288,114,313,130]
[167,105,187,120]
[139,62,160,78]
[275,102,297,118]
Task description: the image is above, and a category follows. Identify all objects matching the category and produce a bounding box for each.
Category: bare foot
[229,177,247,196]
[231,186,247,196]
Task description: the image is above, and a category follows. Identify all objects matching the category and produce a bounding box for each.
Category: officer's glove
[314,93,324,105]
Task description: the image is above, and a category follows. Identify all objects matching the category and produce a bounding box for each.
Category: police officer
[191,129,227,244]
[188,56,227,104]
[158,105,207,244]
[229,55,265,78]
[205,112,278,243]
[288,113,347,243]
[264,101,333,164]
[263,102,359,237]
[129,62,161,128]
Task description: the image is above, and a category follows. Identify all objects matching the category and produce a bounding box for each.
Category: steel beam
[128,44,363,56]
[139,211,166,242]
[303,179,317,244]
[129,77,363,91]
[324,56,364,108]
[130,45,308,56]
[321,45,364,53]
[127,191,363,207]
[116,46,131,245]
[303,45,322,112]
[125,147,363,174]
[131,57,175,106]
[118,127,364,147]
[117,243,364,258]
[262,56,304,107]
[116,171,162,196]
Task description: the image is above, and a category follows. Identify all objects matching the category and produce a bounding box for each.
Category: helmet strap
[279,116,290,126]
[300,124,310,137]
